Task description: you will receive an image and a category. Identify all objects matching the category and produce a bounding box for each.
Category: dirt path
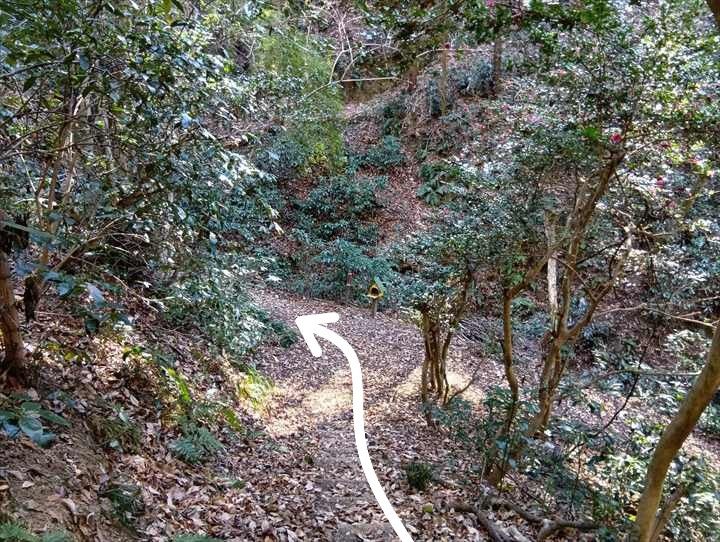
[236,289,501,541]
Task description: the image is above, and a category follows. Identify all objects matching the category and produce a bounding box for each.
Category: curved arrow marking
[295,313,414,542]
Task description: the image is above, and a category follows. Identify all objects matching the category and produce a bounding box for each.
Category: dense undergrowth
[1,0,719,540]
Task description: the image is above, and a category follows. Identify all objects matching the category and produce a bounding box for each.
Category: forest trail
[241,289,499,541]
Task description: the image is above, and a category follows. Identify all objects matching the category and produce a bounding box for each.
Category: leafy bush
[307,240,394,301]
[416,161,468,206]
[428,386,539,478]
[351,136,404,171]
[404,461,434,491]
[255,29,344,175]
[286,173,393,301]
[451,61,494,97]
[296,175,387,243]
[163,259,287,361]
[235,366,274,411]
[589,421,720,540]
[426,78,445,118]
[264,137,309,181]
[0,399,70,448]
[381,96,408,135]
[700,403,720,437]
[0,0,279,295]
[417,109,473,157]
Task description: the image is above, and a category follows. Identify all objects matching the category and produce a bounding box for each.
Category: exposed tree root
[450,501,516,542]
[450,496,598,542]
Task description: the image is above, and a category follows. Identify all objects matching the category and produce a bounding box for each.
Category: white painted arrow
[295,312,414,542]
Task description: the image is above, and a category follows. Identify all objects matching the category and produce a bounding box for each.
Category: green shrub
[170,422,224,464]
[235,366,273,411]
[417,110,472,157]
[0,523,35,542]
[382,96,407,135]
[700,403,720,436]
[351,136,404,171]
[264,137,308,181]
[307,240,394,301]
[90,406,141,453]
[589,421,720,540]
[0,398,70,448]
[404,461,434,491]
[426,78,444,118]
[510,296,538,319]
[284,173,392,302]
[416,161,467,206]
[295,175,387,244]
[163,258,290,361]
[101,483,144,528]
[255,29,344,175]
[451,61,495,97]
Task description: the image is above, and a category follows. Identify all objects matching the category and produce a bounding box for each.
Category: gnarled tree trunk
[0,250,26,380]
[419,271,473,408]
[634,323,720,542]
[420,313,454,406]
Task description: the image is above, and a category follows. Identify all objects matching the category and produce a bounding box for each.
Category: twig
[565,325,660,457]
[446,361,484,404]
[300,76,398,102]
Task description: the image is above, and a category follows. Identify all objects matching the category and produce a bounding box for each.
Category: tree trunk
[0,250,26,379]
[421,313,432,403]
[649,484,687,542]
[530,340,563,435]
[706,0,720,28]
[486,291,521,486]
[634,324,720,542]
[439,43,449,116]
[500,292,519,433]
[545,212,559,333]
[491,30,503,94]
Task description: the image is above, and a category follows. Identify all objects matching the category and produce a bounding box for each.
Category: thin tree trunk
[0,250,26,379]
[545,212,559,333]
[421,314,432,403]
[440,43,449,116]
[530,341,563,435]
[500,292,520,434]
[485,292,521,486]
[491,29,503,93]
[680,172,710,217]
[634,324,720,542]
